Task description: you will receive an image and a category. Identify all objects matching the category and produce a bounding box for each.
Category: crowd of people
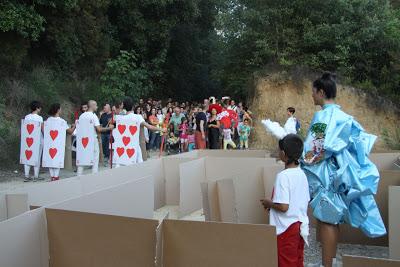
[96,96,256,164]
[21,96,261,181]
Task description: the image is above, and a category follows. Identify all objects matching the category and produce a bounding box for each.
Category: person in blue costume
[302,72,386,267]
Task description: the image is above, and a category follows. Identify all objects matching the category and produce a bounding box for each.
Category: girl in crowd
[208,108,220,149]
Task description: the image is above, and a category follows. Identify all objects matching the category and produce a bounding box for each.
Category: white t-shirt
[269,167,310,235]
[46,116,68,131]
[25,113,43,123]
[223,128,232,140]
[284,116,297,134]
[79,112,100,137]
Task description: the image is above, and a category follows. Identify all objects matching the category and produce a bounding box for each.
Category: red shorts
[277,222,304,267]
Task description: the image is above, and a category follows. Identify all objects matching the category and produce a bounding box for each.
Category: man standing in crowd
[195,105,207,149]
[169,107,184,136]
[99,103,112,166]
[77,100,113,175]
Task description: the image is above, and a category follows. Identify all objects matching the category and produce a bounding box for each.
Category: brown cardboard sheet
[179,158,206,216]
[162,219,278,267]
[201,180,221,221]
[5,193,28,219]
[342,255,400,267]
[163,157,193,205]
[198,149,269,158]
[389,186,400,260]
[46,208,158,267]
[370,152,400,171]
[334,170,400,246]
[216,179,237,223]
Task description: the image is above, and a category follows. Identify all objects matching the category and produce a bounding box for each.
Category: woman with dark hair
[303,72,386,267]
[45,103,75,181]
[207,108,220,149]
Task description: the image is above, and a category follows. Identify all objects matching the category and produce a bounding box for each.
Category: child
[187,129,195,151]
[167,131,180,154]
[284,107,298,134]
[222,126,236,150]
[179,117,189,152]
[238,118,251,149]
[261,134,309,267]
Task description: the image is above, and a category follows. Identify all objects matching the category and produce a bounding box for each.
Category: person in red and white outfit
[261,134,310,267]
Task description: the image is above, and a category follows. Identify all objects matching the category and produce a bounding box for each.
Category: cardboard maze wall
[0,177,279,267]
[178,156,281,219]
[0,156,198,221]
[0,176,156,267]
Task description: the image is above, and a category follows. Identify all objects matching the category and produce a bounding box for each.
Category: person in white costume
[45,103,76,181]
[77,100,114,176]
[24,101,43,182]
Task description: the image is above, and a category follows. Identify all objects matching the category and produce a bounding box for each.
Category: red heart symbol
[122,136,131,146]
[116,147,125,157]
[25,150,33,160]
[50,130,58,141]
[49,148,57,159]
[118,124,126,135]
[26,137,34,148]
[81,137,89,148]
[126,148,135,158]
[129,126,137,135]
[27,124,35,135]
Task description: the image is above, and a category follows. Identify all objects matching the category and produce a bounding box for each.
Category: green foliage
[100,50,151,102]
[0,1,45,40]
[382,128,400,150]
[215,0,400,101]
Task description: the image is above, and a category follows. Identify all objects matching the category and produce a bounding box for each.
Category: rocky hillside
[250,72,399,152]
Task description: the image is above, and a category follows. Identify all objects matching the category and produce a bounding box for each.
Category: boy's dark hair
[287,107,295,114]
[181,116,187,123]
[278,134,304,165]
[30,101,42,112]
[49,103,61,116]
[313,72,337,99]
[123,97,133,111]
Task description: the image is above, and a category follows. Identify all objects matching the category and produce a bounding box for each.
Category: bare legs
[318,221,339,267]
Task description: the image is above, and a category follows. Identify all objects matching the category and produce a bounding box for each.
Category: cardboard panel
[201,181,222,222]
[0,208,48,267]
[162,219,278,267]
[336,170,400,246]
[11,177,83,208]
[163,157,194,205]
[233,167,267,224]
[6,193,29,219]
[0,193,6,221]
[216,179,238,223]
[389,186,400,260]
[168,150,199,158]
[205,157,277,179]
[81,158,165,210]
[50,177,154,219]
[342,255,400,267]
[370,152,400,170]
[179,158,206,216]
[198,149,269,158]
[46,209,158,267]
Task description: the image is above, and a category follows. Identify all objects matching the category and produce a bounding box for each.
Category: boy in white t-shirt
[24,101,44,181]
[261,134,309,267]
[284,107,298,134]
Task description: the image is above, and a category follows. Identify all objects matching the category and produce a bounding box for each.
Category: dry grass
[250,73,399,151]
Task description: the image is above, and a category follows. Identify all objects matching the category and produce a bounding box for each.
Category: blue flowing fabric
[301,104,386,238]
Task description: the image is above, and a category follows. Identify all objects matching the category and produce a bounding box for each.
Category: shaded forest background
[1,0,400,166]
